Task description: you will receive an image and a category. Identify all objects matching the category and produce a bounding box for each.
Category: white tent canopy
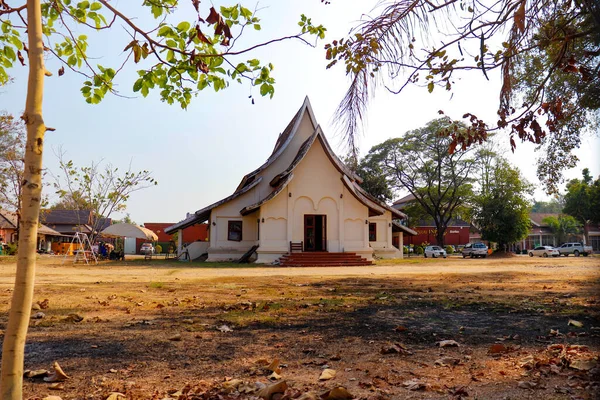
[100,223,158,241]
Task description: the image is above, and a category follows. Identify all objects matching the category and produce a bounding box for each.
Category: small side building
[0,209,61,252]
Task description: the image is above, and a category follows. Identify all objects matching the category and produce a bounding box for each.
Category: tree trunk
[435,224,445,248]
[0,0,46,397]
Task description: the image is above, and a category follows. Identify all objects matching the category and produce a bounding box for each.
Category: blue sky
[1,0,598,225]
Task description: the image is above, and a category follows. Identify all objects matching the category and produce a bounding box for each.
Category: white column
[287,186,293,249]
[338,190,344,252]
[399,232,404,259]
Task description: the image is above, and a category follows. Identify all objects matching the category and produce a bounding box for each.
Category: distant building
[0,209,61,252]
[41,209,111,236]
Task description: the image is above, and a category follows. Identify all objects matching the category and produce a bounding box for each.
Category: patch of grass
[218,308,283,327]
[110,259,264,268]
[149,281,165,289]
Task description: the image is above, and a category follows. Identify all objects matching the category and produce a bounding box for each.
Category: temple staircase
[278,252,372,267]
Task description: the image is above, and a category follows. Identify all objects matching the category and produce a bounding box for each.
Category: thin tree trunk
[0,0,46,396]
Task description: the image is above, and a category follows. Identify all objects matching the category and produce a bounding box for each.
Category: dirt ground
[0,255,598,400]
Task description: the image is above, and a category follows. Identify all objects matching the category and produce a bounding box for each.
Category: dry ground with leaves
[0,255,598,400]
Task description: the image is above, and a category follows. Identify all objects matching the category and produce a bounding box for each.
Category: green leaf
[3,46,16,61]
[90,2,101,10]
[177,21,191,32]
[427,81,434,93]
[260,82,270,96]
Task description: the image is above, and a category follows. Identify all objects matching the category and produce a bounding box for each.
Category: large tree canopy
[472,159,532,248]
[325,0,600,194]
[364,118,475,246]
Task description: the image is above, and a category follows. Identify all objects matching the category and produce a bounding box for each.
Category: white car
[140,243,155,254]
[424,245,447,258]
[528,246,560,258]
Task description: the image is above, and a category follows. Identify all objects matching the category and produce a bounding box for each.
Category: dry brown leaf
[402,378,426,391]
[381,343,412,355]
[49,382,64,390]
[43,362,69,382]
[569,358,597,371]
[105,393,126,400]
[434,357,460,367]
[489,343,508,354]
[319,369,336,381]
[514,0,526,33]
[320,387,353,400]
[222,378,244,392]
[268,371,282,381]
[298,392,318,400]
[519,355,536,369]
[517,381,537,389]
[568,319,583,328]
[268,358,280,373]
[168,333,182,341]
[62,313,84,323]
[257,380,288,400]
[24,369,48,378]
[437,340,459,348]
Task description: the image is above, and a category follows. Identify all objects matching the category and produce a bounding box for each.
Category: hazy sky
[1,0,598,225]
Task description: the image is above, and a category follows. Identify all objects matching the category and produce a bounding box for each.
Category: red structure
[403,224,470,247]
[135,222,208,253]
[143,222,208,243]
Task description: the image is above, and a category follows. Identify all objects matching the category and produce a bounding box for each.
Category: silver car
[424,245,447,258]
[528,246,559,258]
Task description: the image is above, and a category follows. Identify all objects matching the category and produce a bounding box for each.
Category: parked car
[424,245,447,258]
[557,242,593,257]
[140,243,155,254]
[462,242,488,258]
[528,246,560,258]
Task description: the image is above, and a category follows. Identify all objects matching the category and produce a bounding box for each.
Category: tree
[353,153,393,203]
[531,198,564,213]
[365,118,475,246]
[473,159,532,249]
[0,1,325,396]
[563,168,600,243]
[0,112,24,214]
[50,152,156,243]
[542,214,581,245]
[325,0,599,194]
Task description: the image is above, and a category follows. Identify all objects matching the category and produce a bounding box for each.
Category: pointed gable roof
[165,97,402,234]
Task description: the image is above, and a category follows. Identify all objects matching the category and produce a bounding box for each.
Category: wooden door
[304,215,327,252]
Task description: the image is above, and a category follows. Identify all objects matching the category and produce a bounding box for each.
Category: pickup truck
[557,242,593,257]
[462,242,488,258]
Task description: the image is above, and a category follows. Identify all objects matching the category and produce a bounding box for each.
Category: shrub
[403,246,409,254]
[6,243,17,255]
[445,245,454,254]
[415,245,424,255]
[155,244,163,254]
